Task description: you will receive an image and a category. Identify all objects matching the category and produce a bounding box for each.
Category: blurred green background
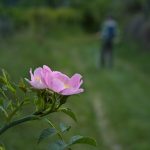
[0,0,150,150]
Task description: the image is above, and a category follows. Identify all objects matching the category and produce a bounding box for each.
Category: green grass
[0,29,150,150]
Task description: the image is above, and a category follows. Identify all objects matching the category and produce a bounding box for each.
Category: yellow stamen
[64,84,70,88]
[35,76,41,81]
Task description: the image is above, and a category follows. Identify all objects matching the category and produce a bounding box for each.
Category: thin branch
[0,115,39,136]
[0,108,57,136]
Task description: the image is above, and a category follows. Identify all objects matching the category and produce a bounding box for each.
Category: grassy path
[93,96,122,150]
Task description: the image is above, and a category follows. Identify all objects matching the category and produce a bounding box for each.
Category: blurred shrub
[0,0,112,33]
[124,0,143,14]
[125,13,150,51]
[0,7,82,33]
[0,7,29,31]
[140,21,150,50]
[125,13,145,40]
[79,0,111,32]
[26,8,57,33]
[81,9,99,33]
[55,8,82,25]
[0,13,14,38]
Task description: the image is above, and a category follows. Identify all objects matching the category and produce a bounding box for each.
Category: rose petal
[70,74,83,88]
[34,67,43,76]
[53,71,70,85]
[29,80,46,89]
[51,78,65,92]
[60,88,84,95]
[43,65,52,73]
[45,73,65,92]
[30,69,34,81]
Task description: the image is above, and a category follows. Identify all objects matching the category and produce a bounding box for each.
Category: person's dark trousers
[100,40,113,68]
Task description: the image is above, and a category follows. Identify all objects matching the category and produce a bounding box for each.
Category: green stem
[0,115,39,136]
[0,107,57,136]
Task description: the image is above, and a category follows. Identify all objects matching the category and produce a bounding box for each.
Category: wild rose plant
[0,66,96,150]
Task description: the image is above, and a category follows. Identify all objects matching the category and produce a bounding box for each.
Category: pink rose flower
[27,65,84,95]
[45,71,84,95]
[26,65,52,89]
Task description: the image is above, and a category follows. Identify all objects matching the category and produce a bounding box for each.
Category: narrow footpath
[92,95,122,150]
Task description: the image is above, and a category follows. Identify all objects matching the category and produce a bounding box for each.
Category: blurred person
[100,15,118,68]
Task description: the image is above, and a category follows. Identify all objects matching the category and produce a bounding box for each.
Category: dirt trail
[92,96,122,150]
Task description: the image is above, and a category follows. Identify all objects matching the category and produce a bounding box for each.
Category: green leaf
[0,98,3,106]
[7,83,16,94]
[59,96,69,105]
[34,97,45,112]
[0,88,7,99]
[0,76,6,84]
[68,135,97,147]
[59,123,71,133]
[59,108,77,122]
[38,128,57,144]
[0,106,8,118]
[45,119,56,128]
[1,69,16,94]
[23,97,30,105]
[18,79,27,93]
[2,69,8,83]
[2,86,7,91]
[7,101,25,122]
[49,140,67,150]
[6,101,14,111]
[0,144,6,150]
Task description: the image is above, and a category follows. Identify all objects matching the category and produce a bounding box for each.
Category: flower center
[64,84,70,89]
[35,76,41,82]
